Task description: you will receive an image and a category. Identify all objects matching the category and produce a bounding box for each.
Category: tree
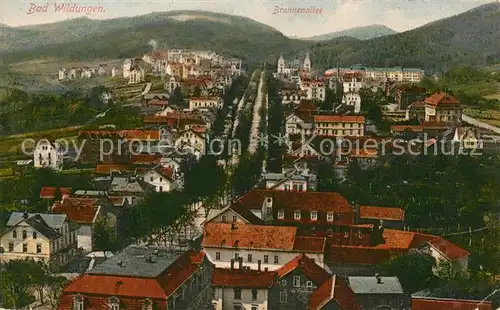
[169,86,184,107]
[317,161,341,192]
[93,216,120,252]
[193,85,202,97]
[319,88,335,111]
[379,252,437,293]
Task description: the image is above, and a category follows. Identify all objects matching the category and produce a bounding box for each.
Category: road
[248,71,265,154]
[462,114,500,134]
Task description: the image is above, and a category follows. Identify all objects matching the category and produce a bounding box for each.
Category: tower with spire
[277,54,285,74]
[303,52,311,72]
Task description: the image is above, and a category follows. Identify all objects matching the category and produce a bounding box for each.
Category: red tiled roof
[276,254,330,285]
[148,99,169,106]
[189,97,219,101]
[211,268,277,288]
[58,294,166,310]
[203,223,324,253]
[390,125,423,133]
[359,206,405,221]
[425,92,461,107]
[237,189,353,214]
[427,237,471,260]
[51,197,100,225]
[297,100,318,112]
[130,154,162,165]
[78,130,160,140]
[314,115,365,123]
[309,275,360,310]
[40,187,71,199]
[293,236,326,254]
[412,297,492,310]
[157,250,205,296]
[95,164,131,174]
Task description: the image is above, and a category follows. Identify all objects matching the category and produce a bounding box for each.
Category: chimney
[117,260,123,267]
[238,257,243,270]
[231,223,237,230]
[375,273,382,284]
[257,260,262,271]
[23,211,29,219]
[264,267,268,272]
[230,259,235,270]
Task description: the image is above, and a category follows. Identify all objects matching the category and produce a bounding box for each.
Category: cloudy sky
[0,0,492,37]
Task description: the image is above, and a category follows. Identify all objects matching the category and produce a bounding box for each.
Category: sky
[0,0,493,37]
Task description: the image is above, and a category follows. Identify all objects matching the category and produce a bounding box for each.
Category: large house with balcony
[0,212,78,268]
[406,92,462,123]
[57,245,213,310]
[188,97,223,111]
[33,139,64,170]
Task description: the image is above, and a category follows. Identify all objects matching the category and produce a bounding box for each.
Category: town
[1,5,500,310]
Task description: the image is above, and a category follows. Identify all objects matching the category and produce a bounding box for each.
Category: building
[348,275,408,309]
[314,115,365,136]
[419,236,470,276]
[280,89,308,106]
[122,59,132,78]
[33,139,64,170]
[58,68,67,80]
[51,197,102,253]
[203,203,265,227]
[0,212,78,268]
[57,246,213,310]
[303,52,311,72]
[188,97,223,111]
[341,92,362,113]
[406,92,462,123]
[202,223,326,271]
[342,72,364,93]
[300,79,325,102]
[358,205,405,229]
[139,166,178,192]
[129,64,145,84]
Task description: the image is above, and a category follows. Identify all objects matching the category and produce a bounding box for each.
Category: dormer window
[294,210,301,220]
[142,299,153,310]
[277,209,284,219]
[109,297,119,310]
[73,295,84,310]
[327,212,334,222]
[266,207,272,215]
[22,230,27,239]
[310,211,318,221]
[12,230,17,238]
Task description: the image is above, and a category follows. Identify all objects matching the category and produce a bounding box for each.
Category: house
[419,236,470,276]
[263,166,317,192]
[68,68,78,79]
[202,222,326,271]
[342,72,364,93]
[280,89,308,106]
[285,113,314,136]
[58,68,67,80]
[211,267,276,310]
[341,92,362,113]
[202,204,265,226]
[51,197,102,253]
[0,212,78,268]
[175,126,206,155]
[406,92,462,123]
[188,97,222,111]
[139,166,178,192]
[97,64,107,75]
[314,115,365,136]
[348,275,408,309]
[411,296,492,310]
[57,246,213,310]
[122,59,132,78]
[129,63,145,84]
[33,139,64,170]
[81,67,92,79]
[111,67,117,77]
[451,126,483,150]
[300,79,326,102]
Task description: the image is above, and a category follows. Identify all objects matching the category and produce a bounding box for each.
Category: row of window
[316,122,361,128]
[277,210,342,221]
[7,242,43,253]
[215,252,280,264]
[12,230,37,239]
[317,129,361,136]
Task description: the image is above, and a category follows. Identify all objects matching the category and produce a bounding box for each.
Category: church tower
[303,52,311,72]
[277,54,285,74]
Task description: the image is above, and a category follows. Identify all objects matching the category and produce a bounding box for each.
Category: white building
[419,236,470,276]
[303,52,311,72]
[175,126,206,155]
[342,92,362,113]
[300,80,325,102]
[58,68,67,80]
[140,166,178,192]
[122,59,132,78]
[33,139,64,170]
[129,65,145,84]
[285,114,313,137]
[111,67,117,77]
[342,72,364,93]
[202,223,326,271]
[188,97,223,111]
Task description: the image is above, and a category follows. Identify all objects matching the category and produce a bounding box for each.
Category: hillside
[305,2,500,72]
[0,11,307,66]
[303,25,397,41]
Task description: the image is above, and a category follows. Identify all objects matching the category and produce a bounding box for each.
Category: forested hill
[304,2,500,72]
[303,25,397,41]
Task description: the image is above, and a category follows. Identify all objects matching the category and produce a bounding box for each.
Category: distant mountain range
[1,3,500,73]
[301,25,397,41]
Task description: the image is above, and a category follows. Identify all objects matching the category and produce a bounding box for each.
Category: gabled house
[57,246,213,310]
[33,139,64,170]
[202,204,265,226]
[202,223,326,271]
[0,212,78,267]
[419,236,470,276]
[348,275,408,309]
[406,92,462,123]
[139,166,178,192]
[314,115,365,137]
[175,126,206,155]
[40,187,71,200]
[51,197,102,253]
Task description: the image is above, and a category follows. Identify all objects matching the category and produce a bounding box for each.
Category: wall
[213,287,268,310]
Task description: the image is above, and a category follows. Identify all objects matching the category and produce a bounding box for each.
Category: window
[344,231,349,238]
[159,186,163,192]
[358,230,363,239]
[327,212,334,222]
[8,243,13,252]
[74,296,84,310]
[251,288,258,300]
[32,231,37,239]
[277,210,284,219]
[264,255,269,263]
[251,306,258,310]
[266,207,272,215]
[109,298,119,310]
[234,288,241,299]
[281,279,287,287]
[222,215,227,223]
[150,177,153,182]
[274,255,279,264]
[235,253,239,260]
[294,210,301,220]
[232,216,237,222]
[247,254,253,262]
[306,281,313,288]
[233,305,242,310]
[36,244,42,254]
[215,252,220,260]
[335,213,341,221]
[310,211,318,221]
[12,230,17,238]
[23,244,28,253]
[22,230,27,239]
[159,177,163,182]
[280,290,287,303]
[293,276,300,287]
